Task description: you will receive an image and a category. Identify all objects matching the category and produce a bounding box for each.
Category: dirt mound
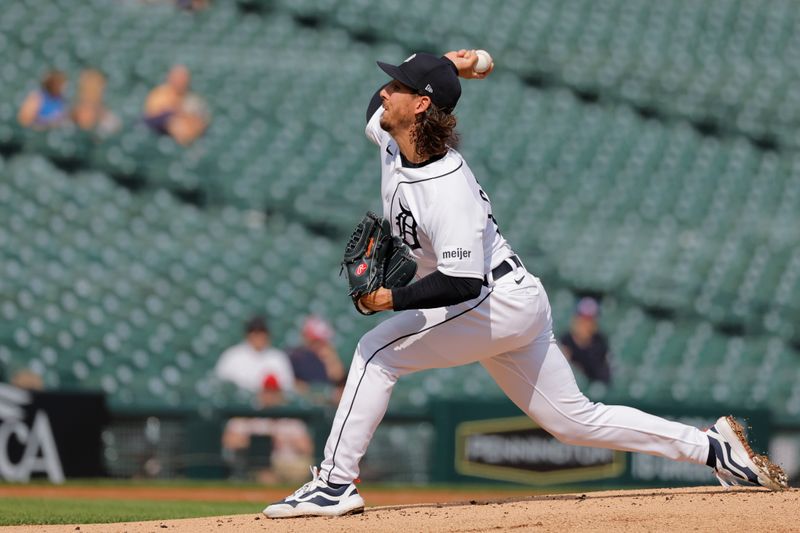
[3,487,798,532]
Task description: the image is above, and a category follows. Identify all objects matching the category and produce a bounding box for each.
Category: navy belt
[483,255,522,286]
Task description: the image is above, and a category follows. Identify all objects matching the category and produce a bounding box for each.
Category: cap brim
[377,61,418,91]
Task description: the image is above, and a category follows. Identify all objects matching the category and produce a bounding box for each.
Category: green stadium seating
[1,0,799,425]
[275,0,800,149]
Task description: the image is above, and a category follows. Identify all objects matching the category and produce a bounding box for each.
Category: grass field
[2,487,797,533]
[0,480,541,526]
[0,497,259,526]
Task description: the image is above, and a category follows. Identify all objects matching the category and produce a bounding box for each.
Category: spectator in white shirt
[216,316,312,483]
[215,316,294,406]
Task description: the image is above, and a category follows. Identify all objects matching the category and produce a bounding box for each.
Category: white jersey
[315,102,713,490]
[366,107,513,280]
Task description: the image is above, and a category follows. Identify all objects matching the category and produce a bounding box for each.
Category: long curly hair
[411,103,459,160]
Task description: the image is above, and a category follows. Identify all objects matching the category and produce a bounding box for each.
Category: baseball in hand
[474,49,493,74]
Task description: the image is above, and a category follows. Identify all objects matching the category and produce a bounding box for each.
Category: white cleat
[262,466,365,518]
[705,415,789,491]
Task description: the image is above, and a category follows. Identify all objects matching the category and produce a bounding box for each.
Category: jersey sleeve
[365,107,389,146]
[366,88,382,123]
[365,88,390,146]
[425,180,486,279]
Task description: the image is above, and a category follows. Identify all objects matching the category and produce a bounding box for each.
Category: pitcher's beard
[380,111,415,137]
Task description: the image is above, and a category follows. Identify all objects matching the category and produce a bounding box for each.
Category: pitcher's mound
[5,486,798,532]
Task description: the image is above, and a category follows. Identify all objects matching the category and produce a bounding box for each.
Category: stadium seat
[1,0,798,423]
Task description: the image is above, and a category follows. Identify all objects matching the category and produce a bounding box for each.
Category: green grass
[0,498,260,526]
[0,478,276,489]
[0,480,604,526]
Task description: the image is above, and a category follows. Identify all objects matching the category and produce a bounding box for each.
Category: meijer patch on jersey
[441,247,472,261]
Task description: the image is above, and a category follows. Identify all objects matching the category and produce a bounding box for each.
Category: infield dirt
[1,486,798,532]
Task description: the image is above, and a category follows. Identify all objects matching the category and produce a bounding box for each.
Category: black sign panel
[1,385,109,482]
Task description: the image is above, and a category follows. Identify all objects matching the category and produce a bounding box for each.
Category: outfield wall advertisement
[431,399,772,487]
[455,416,627,485]
[0,384,108,482]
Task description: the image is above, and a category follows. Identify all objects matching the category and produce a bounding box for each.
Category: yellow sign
[455,416,626,485]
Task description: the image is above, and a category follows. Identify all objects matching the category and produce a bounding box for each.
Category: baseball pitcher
[264,49,787,518]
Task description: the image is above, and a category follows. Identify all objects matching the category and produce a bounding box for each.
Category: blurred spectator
[143,64,209,145]
[222,417,312,484]
[17,70,68,129]
[559,297,612,384]
[216,316,312,483]
[71,69,121,136]
[10,369,44,391]
[141,0,209,9]
[214,315,294,407]
[288,315,345,403]
[176,0,209,10]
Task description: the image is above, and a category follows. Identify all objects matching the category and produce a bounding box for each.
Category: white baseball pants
[320,269,710,484]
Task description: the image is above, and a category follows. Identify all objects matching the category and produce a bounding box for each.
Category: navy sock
[706,437,716,468]
[327,481,348,489]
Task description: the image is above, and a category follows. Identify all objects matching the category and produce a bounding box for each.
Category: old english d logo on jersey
[395,200,421,250]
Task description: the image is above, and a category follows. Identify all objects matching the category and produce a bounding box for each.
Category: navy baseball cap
[244,315,269,334]
[377,53,461,113]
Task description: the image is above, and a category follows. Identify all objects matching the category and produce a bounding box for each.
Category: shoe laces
[292,466,326,498]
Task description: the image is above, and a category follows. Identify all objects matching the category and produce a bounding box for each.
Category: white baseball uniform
[318,107,710,484]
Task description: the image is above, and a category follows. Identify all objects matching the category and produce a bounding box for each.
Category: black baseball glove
[341,211,417,315]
